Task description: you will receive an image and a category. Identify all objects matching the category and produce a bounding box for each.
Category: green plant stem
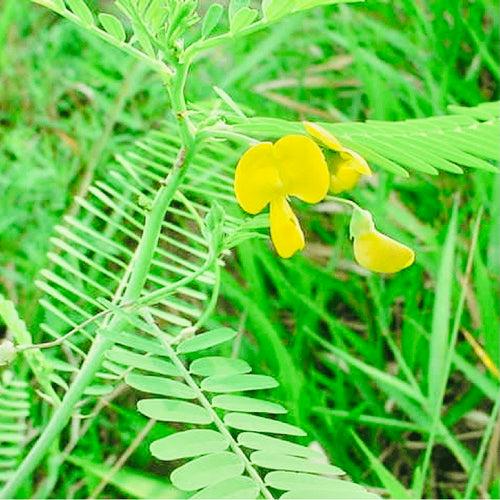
[0,63,195,500]
[32,440,61,499]
[194,259,221,331]
[326,195,360,210]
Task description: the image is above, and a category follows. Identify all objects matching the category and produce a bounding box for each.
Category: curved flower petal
[273,135,329,204]
[353,231,415,274]
[303,122,343,151]
[234,142,284,214]
[340,149,372,176]
[304,123,371,194]
[269,197,305,259]
[331,166,362,194]
[328,151,371,194]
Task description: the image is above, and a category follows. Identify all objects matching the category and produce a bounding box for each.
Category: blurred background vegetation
[1,0,499,498]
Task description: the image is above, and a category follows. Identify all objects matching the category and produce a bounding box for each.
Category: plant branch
[31,0,174,78]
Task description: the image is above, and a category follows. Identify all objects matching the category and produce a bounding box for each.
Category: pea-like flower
[350,207,415,273]
[234,135,330,258]
[304,122,372,194]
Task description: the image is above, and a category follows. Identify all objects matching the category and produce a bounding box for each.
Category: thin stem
[367,276,421,393]
[326,195,360,210]
[184,19,275,61]
[145,314,274,500]
[194,260,221,331]
[90,419,157,498]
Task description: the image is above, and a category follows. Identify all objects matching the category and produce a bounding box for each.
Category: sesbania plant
[234,122,414,271]
[1,0,499,499]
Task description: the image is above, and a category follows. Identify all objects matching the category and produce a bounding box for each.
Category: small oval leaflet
[170,451,244,492]
[190,356,251,377]
[126,372,195,399]
[66,0,94,25]
[98,13,126,42]
[202,3,224,39]
[212,395,287,414]
[177,327,237,354]
[237,432,323,459]
[191,476,259,499]
[150,429,229,461]
[251,451,343,475]
[106,347,180,376]
[107,331,166,357]
[224,413,306,436]
[229,0,250,19]
[201,374,278,393]
[281,488,380,499]
[83,384,113,397]
[137,399,212,424]
[262,0,292,20]
[230,7,259,33]
[265,472,359,492]
[102,360,126,377]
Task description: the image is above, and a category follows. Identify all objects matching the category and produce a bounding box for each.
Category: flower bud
[0,340,16,367]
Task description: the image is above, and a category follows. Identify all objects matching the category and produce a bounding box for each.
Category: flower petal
[273,135,329,203]
[353,231,415,273]
[269,197,305,259]
[303,122,343,151]
[234,142,283,214]
[340,149,372,176]
[328,149,372,194]
[331,166,362,194]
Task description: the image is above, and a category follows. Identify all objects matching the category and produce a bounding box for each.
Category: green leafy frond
[37,132,232,344]
[106,323,378,499]
[0,372,29,487]
[36,123,243,391]
[232,101,500,176]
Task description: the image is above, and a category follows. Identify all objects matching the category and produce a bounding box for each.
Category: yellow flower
[303,122,372,194]
[234,135,329,258]
[350,208,415,274]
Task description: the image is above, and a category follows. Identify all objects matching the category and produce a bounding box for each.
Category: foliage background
[0,0,499,498]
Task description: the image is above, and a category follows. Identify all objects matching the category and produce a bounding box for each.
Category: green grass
[0,0,499,498]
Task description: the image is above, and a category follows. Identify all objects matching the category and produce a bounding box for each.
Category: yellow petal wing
[331,166,362,194]
[269,197,305,259]
[303,122,343,151]
[234,142,283,214]
[353,231,415,273]
[273,135,329,203]
[329,149,372,193]
[340,149,372,176]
